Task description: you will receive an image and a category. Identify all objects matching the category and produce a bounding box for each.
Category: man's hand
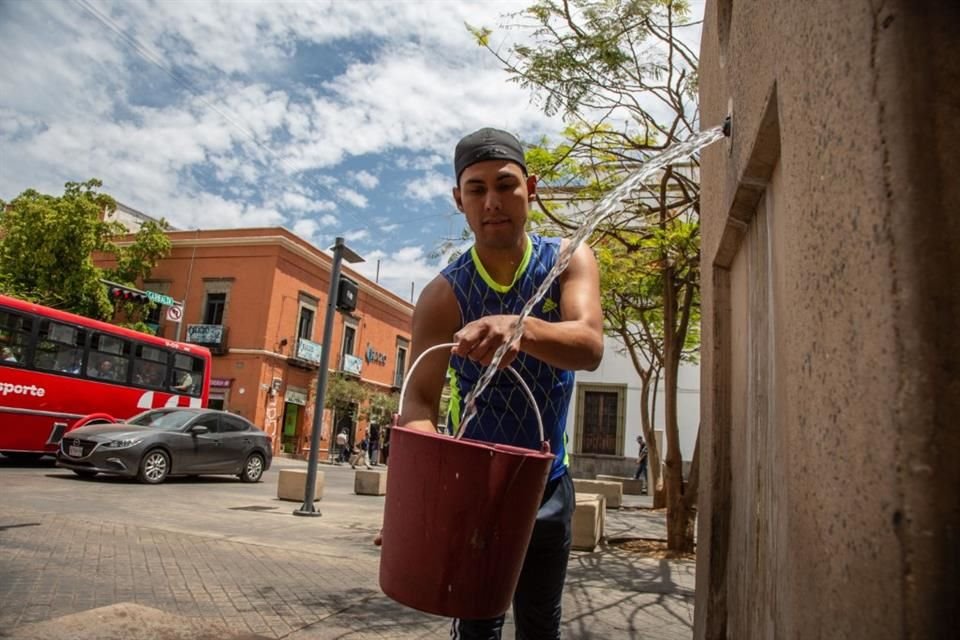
[452,315,523,369]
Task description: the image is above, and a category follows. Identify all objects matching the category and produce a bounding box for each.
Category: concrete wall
[696,2,959,639]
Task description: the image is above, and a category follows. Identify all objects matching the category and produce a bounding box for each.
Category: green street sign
[145,290,176,306]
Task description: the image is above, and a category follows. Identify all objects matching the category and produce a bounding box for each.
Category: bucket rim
[390,426,554,461]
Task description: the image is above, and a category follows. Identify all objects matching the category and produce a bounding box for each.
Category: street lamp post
[294,237,363,517]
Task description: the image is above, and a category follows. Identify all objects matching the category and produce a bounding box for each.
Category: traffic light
[336,276,358,312]
[109,285,150,305]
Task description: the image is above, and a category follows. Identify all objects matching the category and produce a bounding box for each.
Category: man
[171,371,193,393]
[398,127,603,639]
[335,429,349,464]
[367,422,381,466]
[89,358,116,381]
[634,435,649,492]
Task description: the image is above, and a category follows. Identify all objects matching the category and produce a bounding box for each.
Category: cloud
[353,170,379,189]
[404,171,453,202]
[344,229,369,242]
[353,244,445,303]
[280,192,336,213]
[338,188,368,208]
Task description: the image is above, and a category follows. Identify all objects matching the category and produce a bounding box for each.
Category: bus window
[35,321,85,375]
[132,344,168,390]
[0,308,32,366]
[87,333,130,383]
[171,352,203,397]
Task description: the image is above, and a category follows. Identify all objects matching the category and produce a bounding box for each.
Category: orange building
[113,227,413,459]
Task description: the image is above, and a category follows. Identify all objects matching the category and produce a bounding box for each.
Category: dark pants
[634,459,648,481]
[450,471,575,640]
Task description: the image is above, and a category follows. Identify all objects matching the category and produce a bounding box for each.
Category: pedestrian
[350,432,371,469]
[383,127,604,639]
[367,422,380,466]
[335,429,349,464]
[634,435,649,493]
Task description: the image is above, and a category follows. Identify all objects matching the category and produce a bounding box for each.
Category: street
[0,456,695,639]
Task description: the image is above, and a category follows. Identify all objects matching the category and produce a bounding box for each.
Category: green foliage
[0,180,172,325]
[324,374,368,411]
[366,390,399,424]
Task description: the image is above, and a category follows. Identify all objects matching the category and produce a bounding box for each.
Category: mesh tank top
[441,234,572,480]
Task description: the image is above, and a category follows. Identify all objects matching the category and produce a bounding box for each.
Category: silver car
[56,408,272,484]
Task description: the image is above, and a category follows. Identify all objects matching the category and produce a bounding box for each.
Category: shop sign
[210,378,233,388]
[365,343,388,366]
[284,387,308,406]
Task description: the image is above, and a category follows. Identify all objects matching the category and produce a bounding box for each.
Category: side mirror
[190,425,209,435]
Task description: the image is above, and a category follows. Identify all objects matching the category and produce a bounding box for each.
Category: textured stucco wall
[695,2,959,639]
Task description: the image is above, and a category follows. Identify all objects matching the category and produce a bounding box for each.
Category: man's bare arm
[399,276,461,433]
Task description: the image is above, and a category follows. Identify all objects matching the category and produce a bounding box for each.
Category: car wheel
[240,453,265,483]
[72,470,98,479]
[138,449,170,484]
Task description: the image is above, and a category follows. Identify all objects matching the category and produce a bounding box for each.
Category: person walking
[634,435,649,493]
[367,422,381,466]
[335,429,349,464]
[388,127,604,639]
[350,432,371,469]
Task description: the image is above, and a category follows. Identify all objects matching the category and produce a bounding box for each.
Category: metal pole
[176,234,199,342]
[294,237,346,516]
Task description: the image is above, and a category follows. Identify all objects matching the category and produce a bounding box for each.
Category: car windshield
[127,410,197,430]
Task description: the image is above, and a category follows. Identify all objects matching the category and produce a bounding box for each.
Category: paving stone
[0,460,693,639]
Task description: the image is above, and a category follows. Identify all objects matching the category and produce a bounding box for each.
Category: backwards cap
[454,128,527,183]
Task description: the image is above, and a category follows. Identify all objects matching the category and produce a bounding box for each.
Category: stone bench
[572,492,605,551]
[596,474,645,496]
[354,468,387,496]
[573,479,623,508]
[277,468,324,502]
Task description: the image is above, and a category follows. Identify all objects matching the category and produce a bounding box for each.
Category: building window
[576,384,625,455]
[342,323,356,357]
[203,293,226,325]
[297,307,315,341]
[394,340,408,388]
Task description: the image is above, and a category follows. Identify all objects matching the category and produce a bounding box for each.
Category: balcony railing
[292,338,323,367]
[185,324,228,355]
[342,354,363,376]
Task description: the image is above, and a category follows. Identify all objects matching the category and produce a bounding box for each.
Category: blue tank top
[441,234,572,480]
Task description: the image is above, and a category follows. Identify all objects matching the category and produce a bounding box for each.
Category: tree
[472,0,703,551]
[0,179,171,331]
[324,374,368,413]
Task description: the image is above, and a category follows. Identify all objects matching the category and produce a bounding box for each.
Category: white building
[565,334,700,478]
[102,201,175,232]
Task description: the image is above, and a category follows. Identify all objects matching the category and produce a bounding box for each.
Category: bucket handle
[398,342,546,446]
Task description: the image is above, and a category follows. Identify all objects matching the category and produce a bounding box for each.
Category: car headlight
[102,438,143,449]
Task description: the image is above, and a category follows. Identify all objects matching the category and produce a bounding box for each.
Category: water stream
[456,125,728,438]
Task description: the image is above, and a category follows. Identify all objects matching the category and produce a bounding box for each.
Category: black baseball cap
[454,127,527,184]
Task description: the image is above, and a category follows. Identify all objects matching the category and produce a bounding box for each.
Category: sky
[0,0,703,302]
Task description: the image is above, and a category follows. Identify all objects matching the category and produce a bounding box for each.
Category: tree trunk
[639,371,664,506]
[662,262,688,551]
[650,368,667,508]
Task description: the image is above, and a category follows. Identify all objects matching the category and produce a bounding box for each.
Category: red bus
[0,294,211,459]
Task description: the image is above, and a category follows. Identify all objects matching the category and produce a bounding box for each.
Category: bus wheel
[72,470,98,479]
[138,449,170,484]
[240,453,265,483]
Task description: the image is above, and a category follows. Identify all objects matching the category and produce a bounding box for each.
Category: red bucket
[379,426,554,619]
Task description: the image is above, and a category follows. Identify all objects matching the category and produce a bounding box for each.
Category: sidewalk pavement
[0,457,694,639]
